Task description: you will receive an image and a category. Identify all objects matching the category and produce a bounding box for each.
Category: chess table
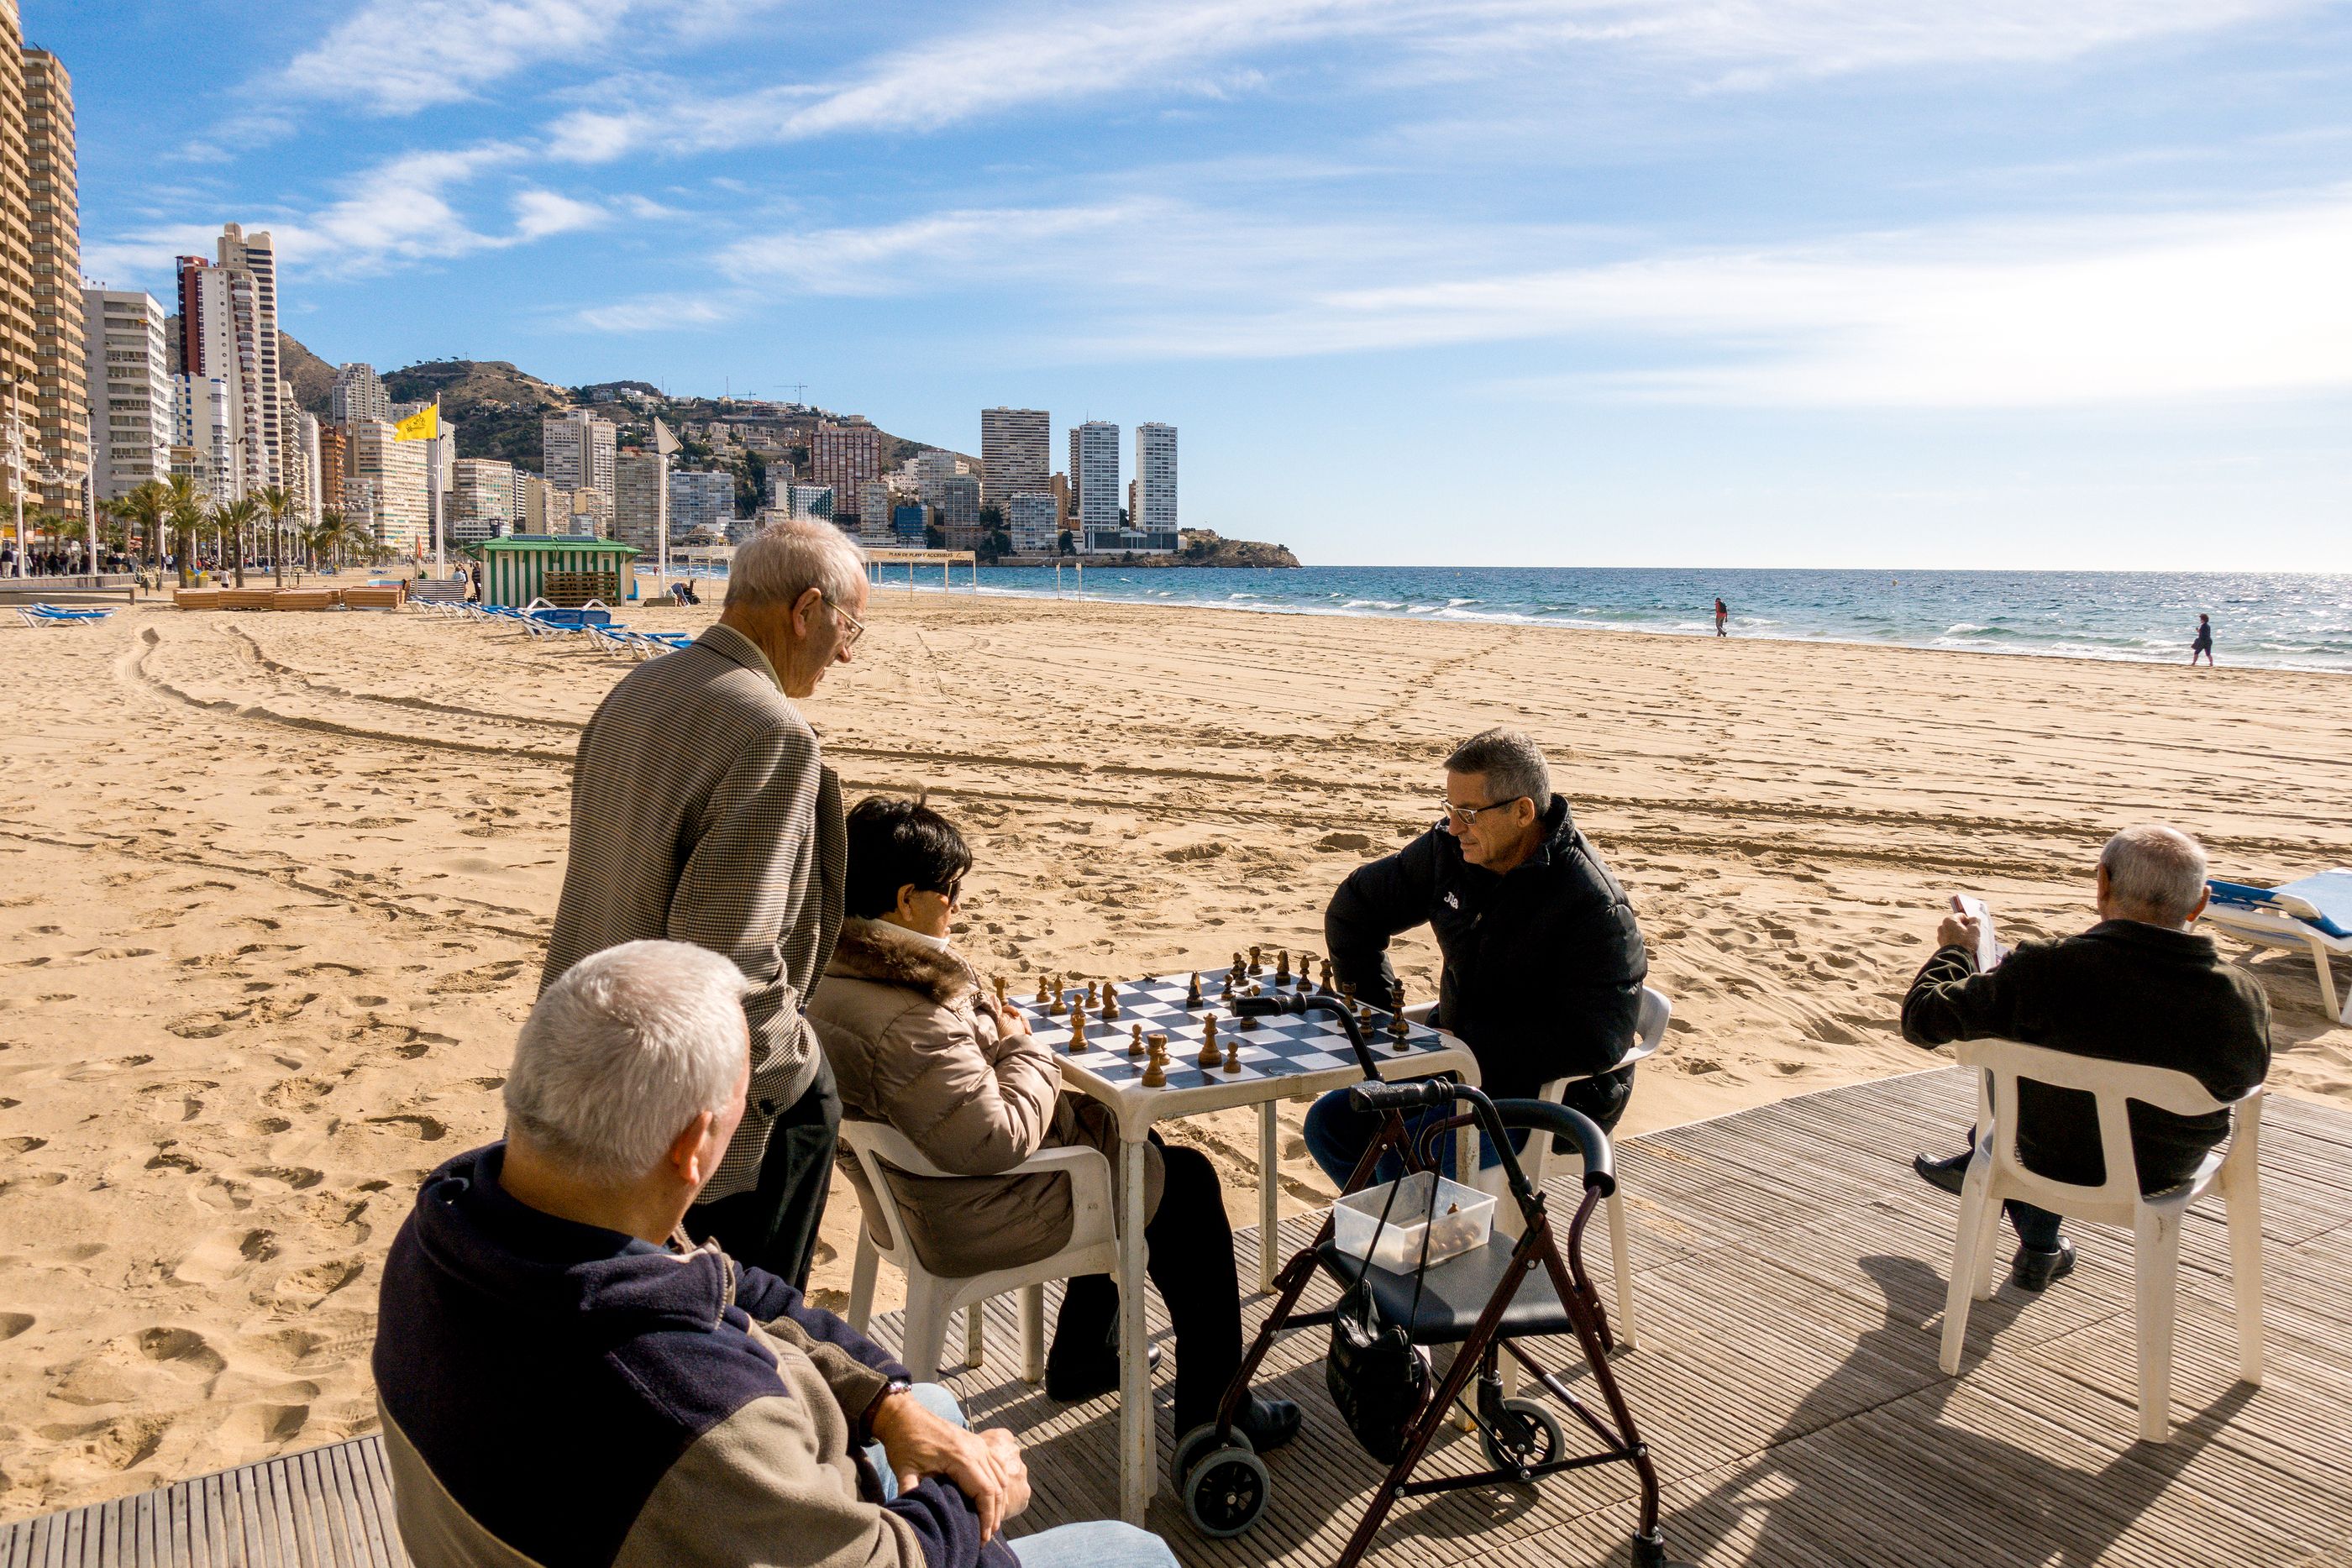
[1006,967,1481,1524]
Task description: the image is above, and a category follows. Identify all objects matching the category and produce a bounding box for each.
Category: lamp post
[1,373,26,578]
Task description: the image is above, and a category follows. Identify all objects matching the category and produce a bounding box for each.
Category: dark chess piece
[1185,972,1204,1009]
[1319,957,1336,993]
[1274,950,1291,986]
[1247,945,1263,977]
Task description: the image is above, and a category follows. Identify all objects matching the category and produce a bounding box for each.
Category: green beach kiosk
[466,535,642,609]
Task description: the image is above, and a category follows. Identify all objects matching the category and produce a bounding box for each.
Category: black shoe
[1233,1393,1303,1454]
[2010,1239,2076,1293]
[1043,1341,1159,1403]
[1912,1151,1970,1197]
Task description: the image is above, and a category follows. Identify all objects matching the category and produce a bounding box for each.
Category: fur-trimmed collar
[825,918,975,1006]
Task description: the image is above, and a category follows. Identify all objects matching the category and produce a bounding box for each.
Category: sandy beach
[1,589,2347,1520]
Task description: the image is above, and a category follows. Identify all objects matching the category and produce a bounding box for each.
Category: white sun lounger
[2201,871,2352,1025]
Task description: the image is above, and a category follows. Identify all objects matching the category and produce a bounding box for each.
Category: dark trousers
[1051,1138,1242,1434]
[2008,1201,2063,1251]
[685,1055,840,1290]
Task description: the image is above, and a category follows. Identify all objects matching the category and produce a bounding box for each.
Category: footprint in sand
[367,1114,448,1141]
[136,1326,228,1378]
[273,1257,364,1306]
[173,1227,276,1284]
[0,1311,32,1341]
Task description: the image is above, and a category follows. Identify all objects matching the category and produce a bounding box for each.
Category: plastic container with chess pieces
[1329,1171,1496,1273]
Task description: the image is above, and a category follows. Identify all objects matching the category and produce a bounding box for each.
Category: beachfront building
[565,486,612,539]
[1006,491,1057,556]
[449,458,514,544]
[1133,422,1178,550]
[613,449,668,558]
[891,501,927,543]
[857,479,893,546]
[784,482,833,522]
[937,473,982,548]
[910,448,961,507]
[812,419,880,527]
[345,417,430,557]
[171,372,234,500]
[466,534,638,609]
[281,392,320,527]
[331,362,390,424]
[21,47,83,512]
[980,406,1048,507]
[512,472,560,534]
[0,5,36,529]
[543,409,616,504]
[669,468,733,535]
[81,287,171,502]
[317,423,346,518]
[1074,419,1120,553]
[176,224,282,501]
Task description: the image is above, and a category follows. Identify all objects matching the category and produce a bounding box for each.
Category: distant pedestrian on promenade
[2190,614,2214,668]
[1714,598,1729,637]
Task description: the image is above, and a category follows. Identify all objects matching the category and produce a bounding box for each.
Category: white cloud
[570,291,742,331]
[715,188,2352,406]
[282,0,780,114]
[546,0,2323,161]
[512,187,609,239]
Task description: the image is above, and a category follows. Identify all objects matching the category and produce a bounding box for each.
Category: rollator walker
[1173,991,1673,1568]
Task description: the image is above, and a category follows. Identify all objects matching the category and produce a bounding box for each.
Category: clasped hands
[870,1388,1032,1541]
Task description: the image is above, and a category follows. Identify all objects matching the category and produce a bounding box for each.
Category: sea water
[929,565,2352,674]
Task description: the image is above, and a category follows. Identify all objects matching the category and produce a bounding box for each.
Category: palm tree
[311,508,359,570]
[214,495,262,587]
[111,480,172,579]
[163,475,206,586]
[256,485,297,585]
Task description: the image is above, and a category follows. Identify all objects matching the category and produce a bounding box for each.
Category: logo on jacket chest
[1442,892,1459,910]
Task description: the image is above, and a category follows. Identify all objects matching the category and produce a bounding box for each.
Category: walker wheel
[1478,1396,1567,1473]
[1182,1443,1271,1538]
[1170,1420,1248,1487]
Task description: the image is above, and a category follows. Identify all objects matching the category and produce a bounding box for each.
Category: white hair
[2099,824,2208,925]
[505,941,750,1186]
[725,517,867,612]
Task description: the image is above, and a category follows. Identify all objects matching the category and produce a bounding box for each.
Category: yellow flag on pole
[391,403,438,442]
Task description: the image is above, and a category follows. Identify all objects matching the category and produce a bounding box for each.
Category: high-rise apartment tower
[979,406,1047,506]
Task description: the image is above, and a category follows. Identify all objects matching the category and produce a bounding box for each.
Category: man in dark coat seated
[1904,824,2271,1293]
[1305,726,1648,1185]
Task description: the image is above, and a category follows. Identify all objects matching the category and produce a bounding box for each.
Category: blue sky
[50,0,2352,569]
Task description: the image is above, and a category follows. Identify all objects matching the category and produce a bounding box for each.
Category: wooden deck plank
[8,1070,2349,1567]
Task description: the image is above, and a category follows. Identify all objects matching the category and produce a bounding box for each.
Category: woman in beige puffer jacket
[810,796,1301,1452]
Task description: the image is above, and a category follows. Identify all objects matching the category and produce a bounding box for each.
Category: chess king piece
[1185,972,1204,1009]
[1274,950,1291,986]
[1101,983,1120,1022]
[1129,1024,1146,1058]
[1247,945,1263,976]
[1142,1034,1169,1088]
[1389,981,1412,1046]
[1197,1015,1221,1070]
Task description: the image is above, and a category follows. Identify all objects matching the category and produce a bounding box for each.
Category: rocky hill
[1167,529,1299,568]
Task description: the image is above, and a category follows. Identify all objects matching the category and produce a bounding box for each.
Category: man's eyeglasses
[821,595,865,649]
[927,878,963,909]
[1442,795,1525,826]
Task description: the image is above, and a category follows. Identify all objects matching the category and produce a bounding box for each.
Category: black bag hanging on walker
[1324,1166,1438,1462]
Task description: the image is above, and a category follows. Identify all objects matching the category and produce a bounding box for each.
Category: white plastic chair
[1937,1037,2265,1442]
[841,1119,1120,1384]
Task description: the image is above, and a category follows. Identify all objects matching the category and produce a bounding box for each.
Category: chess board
[1009,971,1457,1093]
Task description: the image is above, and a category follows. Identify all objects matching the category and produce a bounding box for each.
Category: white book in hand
[1955,894,2003,972]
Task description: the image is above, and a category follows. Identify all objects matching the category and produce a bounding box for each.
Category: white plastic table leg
[1118,1136,1152,1524]
[1257,1101,1279,1292]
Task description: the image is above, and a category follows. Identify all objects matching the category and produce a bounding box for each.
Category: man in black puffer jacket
[1305,727,1647,1185]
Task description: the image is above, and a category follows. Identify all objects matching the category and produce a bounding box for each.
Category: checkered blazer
[541,623,846,1201]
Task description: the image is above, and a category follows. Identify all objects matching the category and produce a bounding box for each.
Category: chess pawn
[1220,968,1235,998]
[1274,950,1290,986]
[1339,980,1356,1009]
[1222,1036,1242,1074]
[1085,980,1099,1009]
[1129,1024,1146,1057]
[1142,1034,1169,1088]
[1047,985,1066,1017]
[1185,972,1204,1009]
[1320,957,1336,993]
[1101,982,1120,1022]
[1197,1015,1221,1070]
[1034,976,1050,1004]
[1248,945,1263,976]
[1230,952,1245,983]
[1068,1005,1087,1052]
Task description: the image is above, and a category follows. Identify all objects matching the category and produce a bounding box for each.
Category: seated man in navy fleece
[372,938,1177,1568]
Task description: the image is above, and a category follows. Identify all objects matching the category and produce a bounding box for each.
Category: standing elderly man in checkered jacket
[540,519,871,1287]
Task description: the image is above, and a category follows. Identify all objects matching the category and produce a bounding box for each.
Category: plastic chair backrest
[1955,1036,2255,1209]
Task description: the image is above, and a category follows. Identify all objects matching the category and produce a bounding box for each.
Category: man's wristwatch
[859,1376,915,1446]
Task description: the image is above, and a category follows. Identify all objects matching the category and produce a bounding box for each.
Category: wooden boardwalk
[9,1068,2351,1566]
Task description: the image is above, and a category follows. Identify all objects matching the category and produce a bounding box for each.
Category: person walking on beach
[2191,614,2214,668]
[540,518,870,1289]
[1714,598,1729,637]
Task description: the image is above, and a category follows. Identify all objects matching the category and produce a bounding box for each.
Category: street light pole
[3,376,24,579]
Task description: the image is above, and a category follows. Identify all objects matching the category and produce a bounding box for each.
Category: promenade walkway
[8,1067,2349,1566]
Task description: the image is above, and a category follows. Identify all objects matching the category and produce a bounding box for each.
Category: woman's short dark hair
[844,795,974,920]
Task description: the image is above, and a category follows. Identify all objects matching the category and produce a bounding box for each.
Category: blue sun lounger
[14,604,112,627]
[2203,872,2352,1024]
